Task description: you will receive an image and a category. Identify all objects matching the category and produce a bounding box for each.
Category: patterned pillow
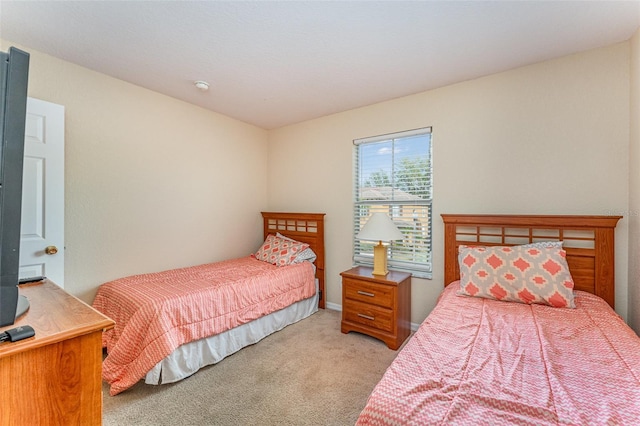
[458,244,575,308]
[276,232,317,263]
[255,234,310,267]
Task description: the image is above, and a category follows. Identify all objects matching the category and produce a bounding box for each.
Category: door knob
[44,245,58,255]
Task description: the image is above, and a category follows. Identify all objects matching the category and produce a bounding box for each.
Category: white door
[19,98,65,287]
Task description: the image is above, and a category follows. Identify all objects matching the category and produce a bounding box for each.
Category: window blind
[353,127,432,278]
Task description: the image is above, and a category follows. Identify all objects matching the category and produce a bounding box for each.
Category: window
[353,127,432,278]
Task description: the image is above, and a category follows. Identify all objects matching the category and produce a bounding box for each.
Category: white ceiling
[1,1,639,130]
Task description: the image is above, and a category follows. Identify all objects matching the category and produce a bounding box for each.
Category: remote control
[0,325,35,343]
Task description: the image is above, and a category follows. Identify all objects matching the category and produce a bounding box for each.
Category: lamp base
[371,242,389,276]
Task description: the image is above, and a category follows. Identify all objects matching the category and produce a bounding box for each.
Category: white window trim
[353,127,433,279]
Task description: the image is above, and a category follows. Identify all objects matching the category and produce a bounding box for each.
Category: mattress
[356,281,640,425]
[145,280,318,384]
[93,256,316,395]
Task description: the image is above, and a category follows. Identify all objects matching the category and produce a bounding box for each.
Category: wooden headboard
[261,212,326,309]
[441,214,622,308]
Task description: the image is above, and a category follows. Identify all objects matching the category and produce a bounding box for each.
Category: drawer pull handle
[357,290,375,297]
[357,313,375,321]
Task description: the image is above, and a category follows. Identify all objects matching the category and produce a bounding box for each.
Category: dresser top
[0,280,114,358]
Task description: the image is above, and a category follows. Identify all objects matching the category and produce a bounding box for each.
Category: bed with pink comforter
[93,256,315,395]
[356,281,640,425]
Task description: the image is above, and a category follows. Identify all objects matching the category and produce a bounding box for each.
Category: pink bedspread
[357,281,640,425]
[93,256,315,395]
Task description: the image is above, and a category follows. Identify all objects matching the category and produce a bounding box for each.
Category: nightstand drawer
[343,278,394,308]
[343,299,393,333]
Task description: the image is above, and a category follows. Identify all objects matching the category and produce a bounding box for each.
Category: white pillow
[521,241,563,249]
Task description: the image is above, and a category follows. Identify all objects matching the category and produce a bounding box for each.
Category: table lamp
[356,212,404,276]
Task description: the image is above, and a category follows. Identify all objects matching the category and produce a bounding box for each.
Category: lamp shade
[356,212,404,243]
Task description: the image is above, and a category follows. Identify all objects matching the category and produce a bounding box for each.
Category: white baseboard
[325,301,342,311]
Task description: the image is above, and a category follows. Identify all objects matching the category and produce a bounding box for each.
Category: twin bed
[357,214,640,425]
[94,211,640,425]
[93,212,325,395]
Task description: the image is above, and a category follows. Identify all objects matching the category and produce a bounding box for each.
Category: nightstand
[340,266,411,350]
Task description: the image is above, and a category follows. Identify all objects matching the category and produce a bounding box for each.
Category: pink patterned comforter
[357,281,640,425]
[93,256,315,395]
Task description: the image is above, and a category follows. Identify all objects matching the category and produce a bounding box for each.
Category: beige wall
[1,40,269,304]
[268,43,631,325]
[2,39,633,327]
[628,28,640,334]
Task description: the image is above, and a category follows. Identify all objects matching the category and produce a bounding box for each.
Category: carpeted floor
[102,308,403,426]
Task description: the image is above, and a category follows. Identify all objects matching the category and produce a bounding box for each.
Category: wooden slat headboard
[261,212,326,309]
[441,214,622,308]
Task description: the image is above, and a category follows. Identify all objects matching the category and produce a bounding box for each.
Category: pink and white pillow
[457,244,575,308]
[254,234,310,267]
[276,232,317,264]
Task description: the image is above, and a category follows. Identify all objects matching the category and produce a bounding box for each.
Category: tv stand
[0,280,114,425]
[15,294,29,319]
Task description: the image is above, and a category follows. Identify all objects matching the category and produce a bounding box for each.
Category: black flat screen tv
[0,47,30,327]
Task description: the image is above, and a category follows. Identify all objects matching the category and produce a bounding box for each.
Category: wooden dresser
[0,280,114,426]
[340,266,411,350]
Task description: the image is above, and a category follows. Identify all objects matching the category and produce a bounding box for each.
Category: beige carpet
[102,309,403,426]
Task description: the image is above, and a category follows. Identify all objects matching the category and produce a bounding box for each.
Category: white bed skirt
[144,288,319,385]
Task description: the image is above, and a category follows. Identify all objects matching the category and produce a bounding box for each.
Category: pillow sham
[521,241,563,249]
[457,244,575,308]
[254,234,310,267]
[276,232,317,264]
